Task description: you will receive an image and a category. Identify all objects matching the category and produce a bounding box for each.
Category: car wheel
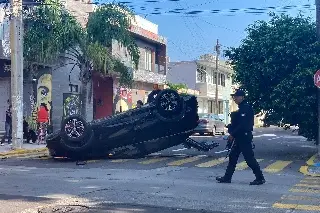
[60,115,89,142]
[154,89,186,122]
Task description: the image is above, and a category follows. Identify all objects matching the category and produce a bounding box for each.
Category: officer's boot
[216,176,231,183]
[250,173,266,185]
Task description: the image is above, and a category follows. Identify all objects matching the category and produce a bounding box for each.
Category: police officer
[216,89,266,185]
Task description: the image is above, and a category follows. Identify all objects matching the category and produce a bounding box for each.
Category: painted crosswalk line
[273,203,320,211]
[289,188,320,193]
[167,156,203,166]
[263,160,292,173]
[281,195,320,202]
[139,157,169,165]
[295,183,320,189]
[195,157,228,168]
[235,159,263,170]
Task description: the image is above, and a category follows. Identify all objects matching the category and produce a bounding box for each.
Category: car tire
[60,129,95,153]
[60,114,90,142]
[154,89,186,122]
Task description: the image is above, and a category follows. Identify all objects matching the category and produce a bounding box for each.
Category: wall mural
[26,72,52,132]
[63,93,81,119]
[112,86,132,114]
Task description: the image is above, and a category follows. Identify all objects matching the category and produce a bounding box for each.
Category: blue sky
[117,0,315,62]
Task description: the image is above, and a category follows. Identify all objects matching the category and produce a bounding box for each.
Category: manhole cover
[38,205,89,213]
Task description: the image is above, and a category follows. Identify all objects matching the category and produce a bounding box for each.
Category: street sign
[314,70,320,88]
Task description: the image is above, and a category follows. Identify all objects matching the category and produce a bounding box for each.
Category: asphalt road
[0,127,319,213]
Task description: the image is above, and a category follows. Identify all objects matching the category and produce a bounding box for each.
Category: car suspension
[183,138,219,152]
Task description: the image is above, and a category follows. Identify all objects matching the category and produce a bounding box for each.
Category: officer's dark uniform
[216,90,265,185]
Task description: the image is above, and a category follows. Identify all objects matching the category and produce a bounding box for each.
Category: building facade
[0,0,95,132]
[0,2,167,131]
[167,54,234,124]
[93,15,167,118]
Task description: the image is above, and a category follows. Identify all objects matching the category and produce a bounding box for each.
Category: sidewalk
[0,143,47,157]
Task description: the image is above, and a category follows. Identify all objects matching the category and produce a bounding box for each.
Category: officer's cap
[231,89,245,97]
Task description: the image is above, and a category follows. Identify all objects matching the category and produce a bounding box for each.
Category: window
[197,70,206,82]
[69,84,78,93]
[213,72,217,84]
[197,65,206,82]
[221,73,225,87]
[208,100,214,113]
[218,101,224,114]
[145,49,152,71]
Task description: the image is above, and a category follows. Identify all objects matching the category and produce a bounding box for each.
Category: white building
[167,54,234,124]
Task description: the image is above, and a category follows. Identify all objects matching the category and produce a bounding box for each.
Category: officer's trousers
[224,134,264,180]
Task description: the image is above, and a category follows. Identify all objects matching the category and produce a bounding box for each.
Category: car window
[199,113,209,119]
[211,114,219,120]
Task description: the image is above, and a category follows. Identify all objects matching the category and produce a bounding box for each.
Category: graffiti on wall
[25,72,52,131]
[63,93,81,119]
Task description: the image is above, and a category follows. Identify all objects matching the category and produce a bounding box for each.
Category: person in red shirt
[37,103,49,144]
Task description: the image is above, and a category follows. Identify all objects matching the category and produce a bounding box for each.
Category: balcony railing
[196,82,230,99]
[133,67,166,84]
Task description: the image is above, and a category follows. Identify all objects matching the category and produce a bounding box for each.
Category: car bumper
[193,127,211,133]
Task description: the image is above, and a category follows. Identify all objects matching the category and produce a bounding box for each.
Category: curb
[299,154,320,177]
[0,147,48,157]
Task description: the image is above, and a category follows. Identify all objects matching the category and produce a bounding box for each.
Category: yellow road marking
[307,154,317,166]
[139,157,169,165]
[281,195,320,202]
[167,156,202,166]
[111,159,130,163]
[195,157,228,168]
[289,188,320,193]
[305,176,320,180]
[273,203,320,211]
[263,160,292,173]
[295,183,320,188]
[235,159,263,170]
[300,180,320,184]
[16,154,49,159]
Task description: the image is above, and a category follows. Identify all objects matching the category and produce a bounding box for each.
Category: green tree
[165,82,188,92]
[23,0,139,118]
[224,13,320,142]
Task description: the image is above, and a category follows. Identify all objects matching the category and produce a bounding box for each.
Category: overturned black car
[46,89,220,159]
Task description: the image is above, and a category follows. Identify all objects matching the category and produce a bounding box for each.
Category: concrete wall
[167,61,197,90]
[51,55,93,132]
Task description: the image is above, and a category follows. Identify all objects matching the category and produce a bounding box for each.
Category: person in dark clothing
[23,117,37,144]
[1,104,12,145]
[136,100,143,108]
[216,89,265,185]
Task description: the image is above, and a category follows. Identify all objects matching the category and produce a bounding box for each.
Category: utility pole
[316,0,320,157]
[10,0,24,149]
[215,39,220,114]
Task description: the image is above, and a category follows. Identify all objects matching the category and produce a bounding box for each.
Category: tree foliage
[165,82,188,91]
[224,13,320,142]
[23,0,140,116]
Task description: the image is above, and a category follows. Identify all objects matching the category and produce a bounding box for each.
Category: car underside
[46,89,220,160]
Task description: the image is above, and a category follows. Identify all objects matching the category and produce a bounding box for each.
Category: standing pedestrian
[216,89,265,185]
[1,103,12,145]
[37,103,49,144]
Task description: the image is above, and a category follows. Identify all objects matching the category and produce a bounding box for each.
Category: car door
[212,114,224,133]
